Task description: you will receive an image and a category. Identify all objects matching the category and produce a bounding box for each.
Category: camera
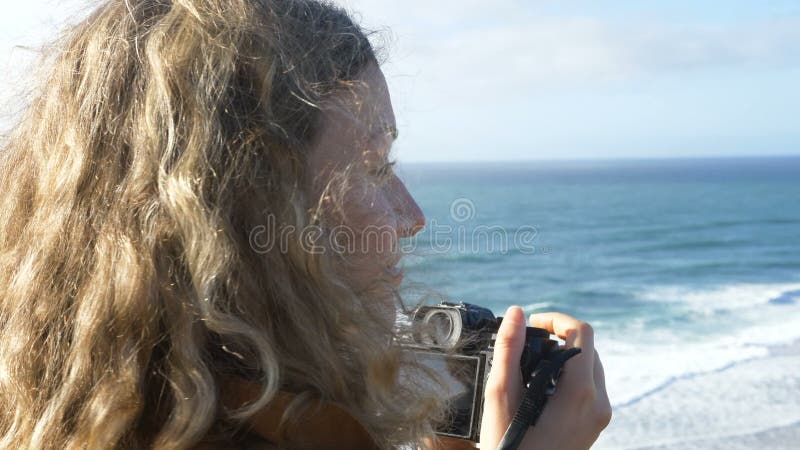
[406,301,561,442]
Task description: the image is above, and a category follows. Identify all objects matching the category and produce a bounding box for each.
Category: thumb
[481,306,527,449]
[490,306,526,381]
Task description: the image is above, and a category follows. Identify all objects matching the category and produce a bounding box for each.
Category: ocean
[397,156,800,449]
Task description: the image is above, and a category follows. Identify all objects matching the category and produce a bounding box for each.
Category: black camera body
[407,302,560,442]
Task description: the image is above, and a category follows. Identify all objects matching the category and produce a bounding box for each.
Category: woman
[0,0,611,448]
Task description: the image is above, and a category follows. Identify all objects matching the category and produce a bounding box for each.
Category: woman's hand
[479,307,611,450]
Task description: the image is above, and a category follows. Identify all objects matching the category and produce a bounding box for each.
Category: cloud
[2,0,797,161]
[340,1,800,103]
[332,1,800,162]
[406,18,800,93]
[339,0,520,32]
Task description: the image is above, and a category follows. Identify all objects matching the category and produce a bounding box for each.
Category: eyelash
[373,160,396,180]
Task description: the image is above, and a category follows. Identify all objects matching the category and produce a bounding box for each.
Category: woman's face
[307,62,425,292]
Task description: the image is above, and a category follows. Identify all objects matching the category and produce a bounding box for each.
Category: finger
[529,312,594,349]
[530,312,595,381]
[482,306,526,444]
[491,306,527,375]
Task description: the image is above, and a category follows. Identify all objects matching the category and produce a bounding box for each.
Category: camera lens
[422,309,462,349]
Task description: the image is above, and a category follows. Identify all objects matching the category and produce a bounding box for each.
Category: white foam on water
[597,282,800,408]
[519,301,553,312]
[593,282,800,449]
[594,348,800,449]
[635,282,800,316]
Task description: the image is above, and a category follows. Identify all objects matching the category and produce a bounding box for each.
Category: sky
[2,0,799,162]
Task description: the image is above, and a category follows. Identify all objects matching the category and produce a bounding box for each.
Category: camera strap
[495,347,583,450]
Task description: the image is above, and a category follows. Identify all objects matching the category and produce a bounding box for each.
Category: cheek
[335,187,398,274]
[346,187,395,229]
[314,172,402,291]
[348,191,396,253]
[323,173,388,226]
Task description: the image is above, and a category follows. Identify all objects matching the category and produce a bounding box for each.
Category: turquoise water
[398,156,800,449]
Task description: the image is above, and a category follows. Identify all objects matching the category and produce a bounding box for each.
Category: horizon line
[397,153,800,165]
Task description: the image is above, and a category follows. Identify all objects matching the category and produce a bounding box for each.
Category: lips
[385,256,404,284]
[387,254,402,268]
[385,266,403,285]
[385,264,402,276]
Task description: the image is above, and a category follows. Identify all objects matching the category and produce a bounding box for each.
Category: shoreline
[594,336,800,450]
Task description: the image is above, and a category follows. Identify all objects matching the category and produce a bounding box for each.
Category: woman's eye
[373,160,396,179]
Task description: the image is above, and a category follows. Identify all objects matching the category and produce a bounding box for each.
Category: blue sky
[341,0,800,161]
[2,1,799,162]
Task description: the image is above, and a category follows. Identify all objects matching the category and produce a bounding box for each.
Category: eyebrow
[370,123,398,142]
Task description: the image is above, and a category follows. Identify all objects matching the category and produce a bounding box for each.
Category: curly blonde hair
[0,0,445,448]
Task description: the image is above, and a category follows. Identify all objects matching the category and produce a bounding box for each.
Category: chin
[384,265,404,286]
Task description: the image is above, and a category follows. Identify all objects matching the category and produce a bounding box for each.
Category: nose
[392,178,425,238]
